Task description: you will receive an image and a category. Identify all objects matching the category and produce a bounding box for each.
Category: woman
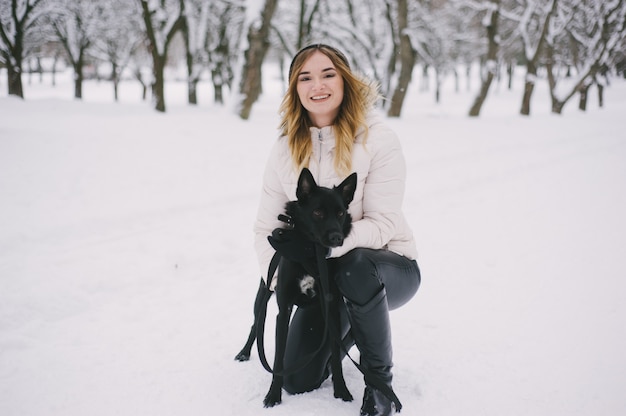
[253,44,420,416]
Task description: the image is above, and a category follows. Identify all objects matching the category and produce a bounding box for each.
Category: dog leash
[255,251,279,374]
[253,238,402,412]
[313,244,403,412]
[255,250,332,378]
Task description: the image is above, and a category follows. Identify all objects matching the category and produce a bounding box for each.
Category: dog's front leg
[329,282,353,402]
[263,300,292,408]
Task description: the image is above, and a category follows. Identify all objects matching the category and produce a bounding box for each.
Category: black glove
[268,228,315,261]
[268,228,318,275]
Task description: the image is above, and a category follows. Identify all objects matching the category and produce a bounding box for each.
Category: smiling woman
[252,44,421,416]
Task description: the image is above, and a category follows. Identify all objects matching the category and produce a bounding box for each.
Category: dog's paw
[333,383,353,402]
[234,351,250,362]
[263,390,282,408]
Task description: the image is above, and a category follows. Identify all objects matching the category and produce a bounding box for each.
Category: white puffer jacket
[253,112,417,283]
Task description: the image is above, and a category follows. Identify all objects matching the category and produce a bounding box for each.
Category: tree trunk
[2,0,42,98]
[112,62,119,102]
[152,56,166,112]
[597,83,604,108]
[507,62,513,90]
[578,84,589,111]
[519,0,558,116]
[73,55,84,99]
[545,48,563,114]
[520,67,536,116]
[387,0,415,118]
[188,79,198,105]
[7,63,24,98]
[139,0,184,113]
[237,0,279,120]
[469,1,500,117]
[435,69,441,104]
[182,15,197,105]
[214,83,224,104]
[212,65,225,104]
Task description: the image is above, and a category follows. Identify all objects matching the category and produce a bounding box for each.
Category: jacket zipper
[317,130,323,182]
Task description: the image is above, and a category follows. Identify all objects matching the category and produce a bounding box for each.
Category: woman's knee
[334,248,421,309]
[334,248,383,306]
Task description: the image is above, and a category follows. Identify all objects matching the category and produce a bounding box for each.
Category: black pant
[283,248,421,394]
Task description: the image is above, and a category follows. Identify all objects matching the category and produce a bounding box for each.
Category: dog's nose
[328,232,344,247]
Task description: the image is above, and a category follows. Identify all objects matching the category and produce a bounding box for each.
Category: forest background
[2,0,626,118]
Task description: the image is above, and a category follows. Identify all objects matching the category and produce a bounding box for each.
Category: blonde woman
[254,44,420,416]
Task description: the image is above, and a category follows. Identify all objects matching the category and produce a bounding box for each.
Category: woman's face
[295,51,344,128]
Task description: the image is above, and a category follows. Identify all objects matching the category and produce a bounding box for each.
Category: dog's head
[288,168,357,248]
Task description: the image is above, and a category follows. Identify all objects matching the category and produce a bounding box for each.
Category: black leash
[254,251,279,374]
[313,245,403,412]
[255,250,331,378]
[252,232,402,411]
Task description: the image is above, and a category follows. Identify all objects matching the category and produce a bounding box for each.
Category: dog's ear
[336,172,357,206]
[296,168,318,201]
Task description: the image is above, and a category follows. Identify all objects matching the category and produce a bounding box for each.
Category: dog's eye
[337,211,345,218]
[313,209,324,219]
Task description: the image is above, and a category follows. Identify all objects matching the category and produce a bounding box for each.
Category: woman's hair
[279,44,379,177]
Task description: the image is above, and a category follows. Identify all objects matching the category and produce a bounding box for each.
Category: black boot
[346,287,399,415]
[361,385,395,416]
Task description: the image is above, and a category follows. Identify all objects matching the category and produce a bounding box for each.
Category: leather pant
[282,248,421,394]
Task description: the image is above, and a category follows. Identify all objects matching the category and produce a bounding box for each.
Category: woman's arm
[253,142,290,282]
[330,126,407,258]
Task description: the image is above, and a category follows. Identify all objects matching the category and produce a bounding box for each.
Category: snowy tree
[236,0,279,120]
[271,0,321,54]
[0,0,45,98]
[313,0,394,94]
[387,0,415,117]
[467,0,502,116]
[182,0,244,105]
[204,1,244,104]
[500,0,559,115]
[48,0,104,99]
[270,0,395,99]
[546,0,626,113]
[137,0,185,112]
[91,0,144,101]
[181,0,208,105]
[409,0,468,106]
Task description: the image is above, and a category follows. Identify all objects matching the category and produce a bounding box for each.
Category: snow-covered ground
[1,67,625,416]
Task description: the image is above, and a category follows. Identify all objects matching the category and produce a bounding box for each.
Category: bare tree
[387,0,415,117]
[271,0,396,98]
[469,0,501,116]
[181,0,244,106]
[49,0,104,99]
[0,0,45,97]
[236,0,279,120]
[502,0,559,115]
[92,0,144,101]
[138,0,184,112]
[546,0,626,114]
[205,1,244,104]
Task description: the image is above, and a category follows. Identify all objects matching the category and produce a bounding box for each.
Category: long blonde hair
[279,44,379,177]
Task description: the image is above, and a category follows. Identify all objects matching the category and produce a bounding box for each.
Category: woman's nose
[312,77,325,90]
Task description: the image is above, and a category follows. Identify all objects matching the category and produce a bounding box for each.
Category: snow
[1,67,626,416]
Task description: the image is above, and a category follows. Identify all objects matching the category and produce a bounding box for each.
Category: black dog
[235,168,357,408]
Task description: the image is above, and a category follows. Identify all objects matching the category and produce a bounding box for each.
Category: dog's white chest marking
[299,275,316,296]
